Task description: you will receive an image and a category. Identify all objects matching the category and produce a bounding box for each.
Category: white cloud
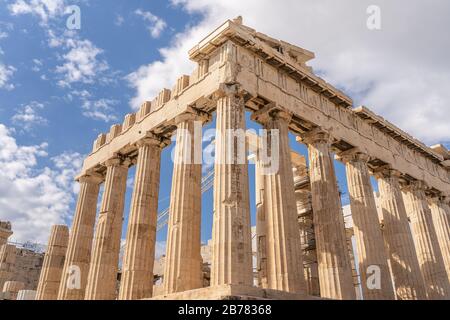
[68,88,91,100]
[0,63,16,90]
[135,9,167,38]
[11,101,48,130]
[127,0,450,145]
[9,2,112,88]
[115,14,124,27]
[31,58,43,72]
[0,23,16,87]
[8,0,65,25]
[126,176,134,189]
[0,124,83,243]
[0,21,14,39]
[81,98,118,122]
[47,28,65,48]
[65,90,118,122]
[51,151,84,194]
[56,39,109,87]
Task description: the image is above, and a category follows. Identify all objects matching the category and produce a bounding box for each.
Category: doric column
[344,227,361,299]
[36,225,69,300]
[119,134,168,300]
[0,244,16,291]
[293,164,320,297]
[338,150,394,300]
[298,130,355,300]
[252,107,305,293]
[429,196,450,284]
[163,110,209,294]
[375,168,427,300]
[255,152,268,289]
[211,88,253,286]
[85,157,129,300]
[58,173,102,300]
[441,197,450,276]
[402,182,450,299]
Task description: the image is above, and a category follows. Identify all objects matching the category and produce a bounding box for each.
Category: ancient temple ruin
[32,17,450,300]
[0,221,44,300]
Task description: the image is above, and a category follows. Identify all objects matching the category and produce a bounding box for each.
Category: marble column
[58,174,102,300]
[442,197,450,277]
[211,89,253,286]
[252,109,305,293]
[0,244,16,291]
[293,165,320,297]
[119,135,167,300]
[164,111,208,294]
[85,157,129,300]
[402,182,450,299]
[375,168,427,300]
[298,130,355,300]
[339,150,395,299]
[36,225,69,300]
[255,152,268,289]
[429,196,450,284]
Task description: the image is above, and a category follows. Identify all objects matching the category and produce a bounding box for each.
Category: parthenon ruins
[28,17,450,300]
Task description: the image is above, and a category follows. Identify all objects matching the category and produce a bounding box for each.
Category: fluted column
[429,196,450,284]
[85,157,129,300]
[36,225,69,300]
[252,108,305,293]
[255,152,268,289]
[375,168,427,300]
[0,244,16,291]
[339,150,394,299]
[298,130,355,300]
[402,182,450,299]
[163,111,208,294]
[293,165,320,297]
[211,89,253,286]
[119,134,167,300]
[441,197,450,277]
[58,174,102,300]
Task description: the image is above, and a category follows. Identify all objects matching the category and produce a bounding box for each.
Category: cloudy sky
[0,0,449,246]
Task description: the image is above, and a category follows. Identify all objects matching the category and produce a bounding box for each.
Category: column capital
[336,148,370,164]
[442,196,450,206]
[372,165,402,179]
[427,196,441,205]
[251,103,292,125]
[297,127,332,145]
[136,132,171,149]
[400,180,428,193]
[174,107,211,125]
[104,156,131,168]
[425,190,449,203]
[214,83,244,99]
[78,173,103,184]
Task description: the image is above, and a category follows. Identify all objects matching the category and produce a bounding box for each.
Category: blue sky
[0,1,195,156]
[0,0,449,249]
[0,0,202,244]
